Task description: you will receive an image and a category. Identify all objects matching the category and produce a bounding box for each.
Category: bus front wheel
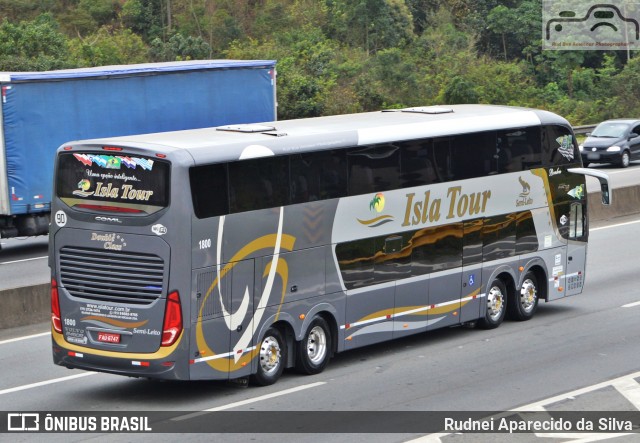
[478,279,507,329]
[251,327,287,386]
[296,316,332,375]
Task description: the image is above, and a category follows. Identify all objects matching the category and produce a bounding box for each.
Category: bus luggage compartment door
[191,259,255,380]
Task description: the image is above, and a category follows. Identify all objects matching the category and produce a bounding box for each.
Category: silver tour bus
[49,105,610,385]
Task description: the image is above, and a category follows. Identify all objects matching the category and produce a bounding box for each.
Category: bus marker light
[102,146,123,151]
[63,146,73,151]
[403,324,409,329]
[156,153,167,158]
[386,314,391,320]
[519,266,524,272]
[132,361,150,367]
[189,359,195,365]
[68,352,83,358]
[345,323,351,329]
[299,314,305,320]
[161,361,174,367]
[453,311,458,316]
[346,336,353,341]
[242,362,248,367]
[558,287,564,292]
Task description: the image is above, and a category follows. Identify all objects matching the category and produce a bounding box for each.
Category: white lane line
[0,331,49,345]
[0,256,47,265]
[591,219,640,232]
[172,381,327,421]
[0,372,97,396]
[409,371,640,442]
[622,301,640,308]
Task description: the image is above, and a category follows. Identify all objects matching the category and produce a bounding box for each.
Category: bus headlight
[607,146,621,152]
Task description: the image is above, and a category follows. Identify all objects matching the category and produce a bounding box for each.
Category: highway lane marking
[172,381,327,421]
[0,256,47,265]
[0,372,97,396]
[0,331,49,345]
[411,370,640,442]
[590,218,640,232]
[622,301,640,308]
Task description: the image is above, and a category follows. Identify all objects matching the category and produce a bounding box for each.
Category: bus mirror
[567,168,611,205]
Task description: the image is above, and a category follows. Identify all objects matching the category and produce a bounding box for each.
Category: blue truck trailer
[0,60,277,243]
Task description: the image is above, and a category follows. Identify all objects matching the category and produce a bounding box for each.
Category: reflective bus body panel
[49,105,588,381]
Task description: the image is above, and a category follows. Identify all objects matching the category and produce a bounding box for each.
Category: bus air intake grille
[58,247,165,305]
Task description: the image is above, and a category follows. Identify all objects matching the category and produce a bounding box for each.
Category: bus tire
[508,272,539,321]
[477,279,507,329]
[251,327,287,386]
[295,316,331,375]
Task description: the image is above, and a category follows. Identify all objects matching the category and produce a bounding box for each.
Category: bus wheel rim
[487,286,504,321]
[520,279,537,313]
[306,325,327,365]
[259,336,281,375]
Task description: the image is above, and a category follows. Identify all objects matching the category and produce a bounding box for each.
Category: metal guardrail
[573,124,597,135]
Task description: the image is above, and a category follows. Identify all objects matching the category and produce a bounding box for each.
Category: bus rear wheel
[251,327,287,386]
[477,279,507,329]
[296,316,332,375]
[508,272,539,321]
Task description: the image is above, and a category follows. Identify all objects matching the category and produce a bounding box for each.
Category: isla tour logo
[8,413,40,431]
[543,0,640,50]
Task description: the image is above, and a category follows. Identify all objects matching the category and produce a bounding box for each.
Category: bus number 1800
[198,239,212,249]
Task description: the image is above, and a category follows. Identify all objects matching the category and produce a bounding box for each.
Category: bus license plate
[97,332,121,344]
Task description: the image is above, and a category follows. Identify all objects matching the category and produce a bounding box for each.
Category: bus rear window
[56,152,170,212]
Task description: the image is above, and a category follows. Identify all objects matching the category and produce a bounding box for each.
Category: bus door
[565,202,587,296]
[191,258,255,380]
[461,219,484,323]
[426,223,464,330]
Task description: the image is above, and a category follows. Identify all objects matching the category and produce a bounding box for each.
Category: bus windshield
[56,152,170,214]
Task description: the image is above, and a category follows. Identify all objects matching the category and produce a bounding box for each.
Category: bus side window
[498,127,542,172]
[190,163,229,218]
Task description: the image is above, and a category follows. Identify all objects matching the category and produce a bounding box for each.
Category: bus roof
[64,105,570,164]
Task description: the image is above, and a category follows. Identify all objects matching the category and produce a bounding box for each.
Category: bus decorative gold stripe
[190,346,257,364]
[196,207,297,372]
[340,289,483,330]
[52,327,182,360]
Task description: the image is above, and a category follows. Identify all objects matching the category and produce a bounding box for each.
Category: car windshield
[591,123,629,138]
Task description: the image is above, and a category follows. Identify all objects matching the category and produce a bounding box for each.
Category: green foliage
[0,0,637,125]
[69,27,148,66]
[149,33,211,61]
[0,14,71,70]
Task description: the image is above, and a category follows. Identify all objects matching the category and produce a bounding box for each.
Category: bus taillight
[51,278,62,333]
[161,291,182,347]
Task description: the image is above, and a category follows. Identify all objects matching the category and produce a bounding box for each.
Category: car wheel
[620,150,630,168]
[477,279,507,329]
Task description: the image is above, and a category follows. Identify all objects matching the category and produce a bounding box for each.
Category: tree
[326,0,415,54]
[0,14,71,71]
[68,27,148,66]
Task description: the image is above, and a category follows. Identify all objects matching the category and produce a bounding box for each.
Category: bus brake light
[51,278,62,333]
[161,291,182,347]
